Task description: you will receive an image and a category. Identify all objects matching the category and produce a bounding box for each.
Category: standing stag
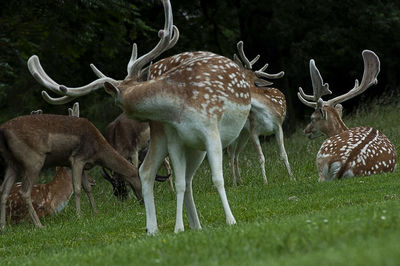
[101,113,173,200]
[228,41,293,185]
[0,105,142,229]
[27,0,252,234]
[297,50,397,181]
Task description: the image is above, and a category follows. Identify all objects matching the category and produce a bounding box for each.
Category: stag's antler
[125,0,178,79]
[325,50,380,106]
[28,0,178,104]
[297,59,332,108]
[298,50,380,109]
[234,41,284,86]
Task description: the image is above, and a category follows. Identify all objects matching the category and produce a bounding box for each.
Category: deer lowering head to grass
[227,41,293,185]
[297,50,397,181]
[0,104,142,229]
[27,0,252,234]
[5,103,96,225]
[101,113,173,200]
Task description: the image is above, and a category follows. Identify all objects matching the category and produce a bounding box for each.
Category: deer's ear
[104,82,121,98]
[334,104,343,118]
[318,107,328,120]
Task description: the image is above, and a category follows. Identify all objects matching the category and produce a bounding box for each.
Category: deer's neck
[326,117,349,137]
[96,136,137,178]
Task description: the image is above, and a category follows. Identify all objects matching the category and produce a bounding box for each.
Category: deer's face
[304,105,342,139]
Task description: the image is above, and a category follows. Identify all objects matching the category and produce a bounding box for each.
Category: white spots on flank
[317,126,397,180]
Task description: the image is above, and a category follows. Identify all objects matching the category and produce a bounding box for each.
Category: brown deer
[6,167,95,224]
[101,113,173,200]
[27,0,254,234]
[0,108,142,229]
[297,50,397,181]
[227,41,293,185]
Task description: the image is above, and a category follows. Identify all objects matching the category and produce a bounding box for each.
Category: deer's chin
[305,131,323,139]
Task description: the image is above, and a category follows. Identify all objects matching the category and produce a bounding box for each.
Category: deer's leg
[0,167,17,229]
[168,144,187,233]
[206,128,236,226]
[275,125,294,180]
[163,157,174,192]
[70,159,85,217]
[140,122,168,235]
[19,166,43,228]
[233,130,249,185]
[250,131,267,184]
[81,171,98,214]
[184,149,206,230]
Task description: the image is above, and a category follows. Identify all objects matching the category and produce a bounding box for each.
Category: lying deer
[101,113,173,200]
[297,50,397,181]
[6,167,95,224]
[228,41,293,185]
[0,105,142,229]
[28,0,254,234]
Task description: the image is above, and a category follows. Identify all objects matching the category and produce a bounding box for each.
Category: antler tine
[126,0,178,79]
[165,25,180,51]
[309,59,332,103]
[28,55,64,95]
[41,91,77,105]
[233,54,243,68]
[326,50,380,106]
[90,63,107,78]
[236,41,252,69]
[297,90,317,108]
[255,66,285,79]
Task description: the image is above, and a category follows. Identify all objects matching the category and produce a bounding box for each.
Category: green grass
[1,102,399,266]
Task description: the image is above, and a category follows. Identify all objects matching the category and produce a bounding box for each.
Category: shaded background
[1,0,399,133]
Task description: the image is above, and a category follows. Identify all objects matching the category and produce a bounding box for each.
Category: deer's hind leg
[0,167,18,229]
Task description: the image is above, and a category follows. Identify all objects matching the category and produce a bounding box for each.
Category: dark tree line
[1,0,399,133]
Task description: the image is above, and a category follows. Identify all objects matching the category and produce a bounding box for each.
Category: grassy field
[1,102,399,265]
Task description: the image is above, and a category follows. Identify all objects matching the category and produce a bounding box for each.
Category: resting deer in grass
[297,50,397,181]
[101,113,173,200]
[27,0,252,234]
[0,103,142,229]
[6,167,95,224]
[227,41,293,185]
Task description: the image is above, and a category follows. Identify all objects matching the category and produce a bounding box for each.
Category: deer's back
[317,127,397,179]
[0,115,104,167]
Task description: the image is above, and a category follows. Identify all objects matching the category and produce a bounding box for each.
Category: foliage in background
[1,0,400,131]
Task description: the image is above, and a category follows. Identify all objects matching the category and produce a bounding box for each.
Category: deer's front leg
[19,167,43,228]
[70,159,85,217]
[82,172,98,214]
[140,122,168,235]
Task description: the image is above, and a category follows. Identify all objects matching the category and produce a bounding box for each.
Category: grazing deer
[227,41,293,185]
[0,107,142,229]
[6,167,95,224]
[297,50,397,181]
[6,102,98,225]
[101,113,173,200]
[27,0,252,234]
